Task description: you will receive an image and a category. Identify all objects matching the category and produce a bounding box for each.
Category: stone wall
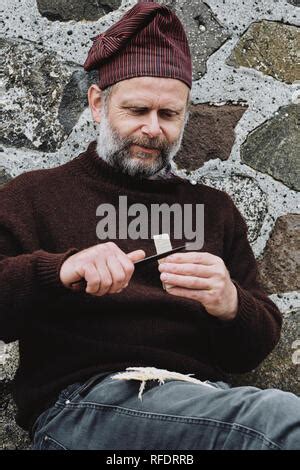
[1,0,299,449]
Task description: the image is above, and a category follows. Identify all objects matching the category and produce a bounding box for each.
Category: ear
[88,84,102,124]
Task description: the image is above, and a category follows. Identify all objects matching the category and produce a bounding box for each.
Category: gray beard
[96,106,185,179]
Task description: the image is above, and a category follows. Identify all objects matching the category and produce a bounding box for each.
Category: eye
[129,108,147,114]
[160,109,178,119]
[127,107,178,118]
[160,111,176,118]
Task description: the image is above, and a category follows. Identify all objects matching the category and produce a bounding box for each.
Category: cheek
[165,123,182,143]
[113,116,141,138]
[163,116,184,135]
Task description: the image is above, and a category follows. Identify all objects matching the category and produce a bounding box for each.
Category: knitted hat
[83,0,192,90]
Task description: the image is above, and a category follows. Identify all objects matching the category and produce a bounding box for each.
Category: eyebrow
[120,101,184,113]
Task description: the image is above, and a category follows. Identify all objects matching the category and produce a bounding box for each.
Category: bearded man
[1,0,299,450]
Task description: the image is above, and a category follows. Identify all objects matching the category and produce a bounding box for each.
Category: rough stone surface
[226,310,300,395]
[36,0,122,22]
[227,20,299,84]
[1,38,78,152]
[0,168,12,187]
[160,0,230,81]
[58,70,97,134]
[206,0,299,36]
[240,104,300,191]
[288,0,299,6]
[174,103,247,171]
[189,175,268,243]
[257,214,300,295]
[0,343,19,382]
[0,382,30,450]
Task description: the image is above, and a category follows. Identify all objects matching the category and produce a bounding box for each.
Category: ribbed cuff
[233,279,258,320]
[35,248,79,291]
[212,280,257,329]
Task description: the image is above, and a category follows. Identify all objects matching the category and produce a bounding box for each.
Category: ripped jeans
[31,367,300,450]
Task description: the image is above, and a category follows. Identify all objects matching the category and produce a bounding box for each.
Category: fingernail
[165,286,173,291]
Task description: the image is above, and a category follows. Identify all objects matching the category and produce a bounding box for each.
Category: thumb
[127,249,146,263]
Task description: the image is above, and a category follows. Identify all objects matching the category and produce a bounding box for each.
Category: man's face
[91,77,190,178]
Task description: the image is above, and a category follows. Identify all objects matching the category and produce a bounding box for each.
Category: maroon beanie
[83,0,192,90]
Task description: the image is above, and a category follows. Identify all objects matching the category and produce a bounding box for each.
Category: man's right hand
[60,242,146,296]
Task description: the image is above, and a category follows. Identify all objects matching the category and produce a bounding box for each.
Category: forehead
[111,77,189,107]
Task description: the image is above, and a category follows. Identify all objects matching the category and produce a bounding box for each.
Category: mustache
[121,137,168,152]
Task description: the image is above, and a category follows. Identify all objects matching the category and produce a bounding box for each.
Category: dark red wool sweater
[0,140,282,431]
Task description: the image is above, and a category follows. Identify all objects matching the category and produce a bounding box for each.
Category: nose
[141,111,162,138]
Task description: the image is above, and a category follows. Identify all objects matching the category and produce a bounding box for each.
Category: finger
[160,272,212,290]
[164,251,218,265]
[127,250,146,263]
[114,252,135,285]
[94,259,113,296]
[82,263,101,295]
[164,286,212,303]
[106,255,127,293]
[158,262,214,278]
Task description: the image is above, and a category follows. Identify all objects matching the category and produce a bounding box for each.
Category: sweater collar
[77,140,183,192]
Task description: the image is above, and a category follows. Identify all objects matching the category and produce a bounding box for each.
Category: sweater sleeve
[0,178,78,343]
[208,195,282,374]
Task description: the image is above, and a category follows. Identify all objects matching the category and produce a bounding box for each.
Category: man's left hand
[158,251,238,321]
